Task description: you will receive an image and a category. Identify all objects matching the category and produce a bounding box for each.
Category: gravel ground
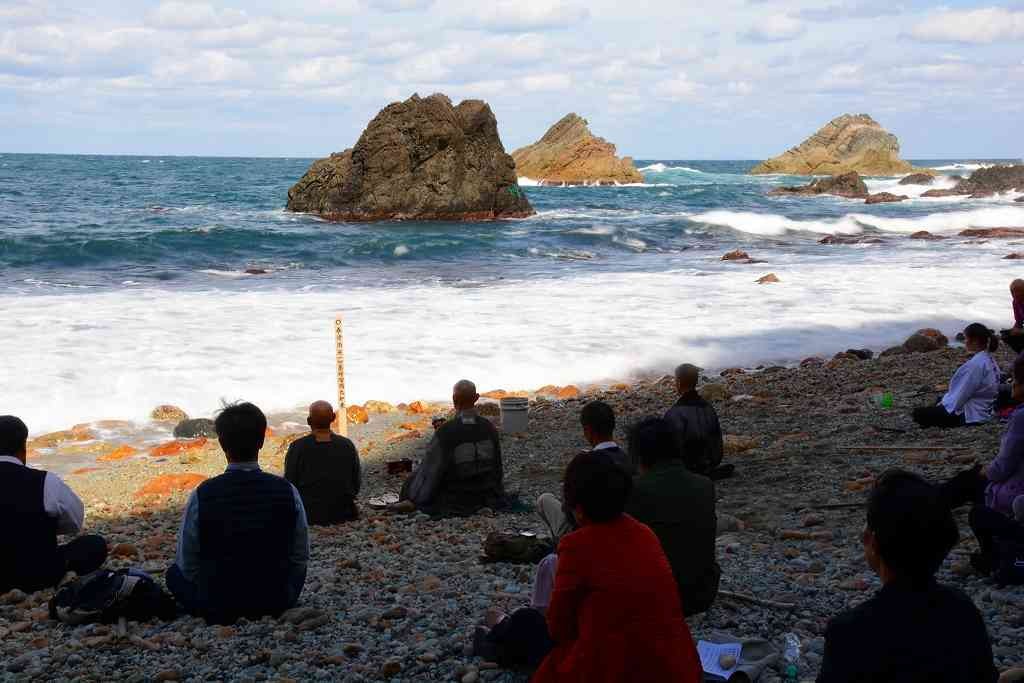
[3,337,1024,681]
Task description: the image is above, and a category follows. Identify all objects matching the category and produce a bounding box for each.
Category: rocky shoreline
[6,335,1024,681]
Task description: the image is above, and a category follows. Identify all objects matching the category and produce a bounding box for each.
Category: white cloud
[745,14,805,42]
[653,74,701,101]
[521,72,571,92]
[285,56,361,86]
[153,51,252,84]
[150,2,247,31]
[896,63,975,82]
[459,0,589,32]
[726,81,753,95]
[912,7,1024,44]
[365,0,434,11]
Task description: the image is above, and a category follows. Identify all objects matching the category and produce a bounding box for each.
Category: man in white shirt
[0,415,108,593]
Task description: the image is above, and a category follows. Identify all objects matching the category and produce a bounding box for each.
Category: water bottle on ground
[782,632,800,682]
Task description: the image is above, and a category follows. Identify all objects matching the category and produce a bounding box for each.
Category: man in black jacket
[400,380,504,517]
[817,470,998,683]
[0,415,108,594]
[285,401,361,525]
[664,363,726,478]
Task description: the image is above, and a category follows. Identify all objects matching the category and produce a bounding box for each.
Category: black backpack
[49,569,178,625]
[994,539,1024,586]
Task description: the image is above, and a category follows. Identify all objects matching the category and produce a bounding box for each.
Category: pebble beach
[4,335,1024,682]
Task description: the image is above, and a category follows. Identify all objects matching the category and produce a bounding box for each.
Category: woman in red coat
[533,456,703,683]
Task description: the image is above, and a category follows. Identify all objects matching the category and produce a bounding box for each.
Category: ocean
[2,154,1023,433]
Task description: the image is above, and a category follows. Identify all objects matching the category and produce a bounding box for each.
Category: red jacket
[532,514,702,683]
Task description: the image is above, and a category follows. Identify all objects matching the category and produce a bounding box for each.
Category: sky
[1,0,1022,158]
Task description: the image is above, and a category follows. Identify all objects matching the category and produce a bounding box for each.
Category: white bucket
[500,397,529,433]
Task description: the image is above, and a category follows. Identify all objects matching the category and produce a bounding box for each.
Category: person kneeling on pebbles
[536,400,632,544]
[166,402,310,625]
[0,415,109,594]
[912,323,1001,429]
[397,379,505,518]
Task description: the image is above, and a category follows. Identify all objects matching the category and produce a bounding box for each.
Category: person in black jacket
[664,364,728,478]
[285,401,361,525]
[817,469,998,683]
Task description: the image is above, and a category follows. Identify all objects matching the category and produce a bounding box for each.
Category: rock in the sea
[899,173,935,186]
[954,164,1024,196]
[511,113,643,186]
[769,171,869,199]
[722,250,754,262]
[920,188,962,198]
[819,234,883,245]
[961,228,1024,239]
[286,93,534,221]
[903,328,948,353]
[909,231,945,240]
[1005,253,1024,260]
[173,418,216,438]
[363,400,395,414]
[151,405,188,422]
[347,405,370,424]
[1016,196,1024,203]
[757,273,780,284]
[865,192,908,204]
[751,114,919,176]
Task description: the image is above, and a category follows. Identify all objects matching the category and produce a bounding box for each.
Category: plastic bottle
[782,632,800,682]
[880,392,894,409]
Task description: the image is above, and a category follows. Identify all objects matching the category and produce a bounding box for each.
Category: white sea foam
[393,245,410,257]
[517,177,541,186]
[638,163,703,173]
[690,206,1024,236]
[4,253,1018,434]
[199,269,249,278]
[930,163,994,171]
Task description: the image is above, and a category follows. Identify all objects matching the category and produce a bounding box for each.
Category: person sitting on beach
[0,415,108,594]
[400,380,504,517]
[534,456,703,682]
[939,352,1024,573]
[912,323,1000,429]
[625,417,720,616]
[166,402,309,624]
[285,401,361,525]
[817,469,998,683]
[999,279,1024,354]
[664,363,729,479]
[536,400,631,544]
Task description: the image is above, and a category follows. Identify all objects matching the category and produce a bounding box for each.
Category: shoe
[472,625,498,661]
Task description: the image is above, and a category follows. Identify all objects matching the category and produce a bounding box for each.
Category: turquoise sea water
[2,154,1023,432]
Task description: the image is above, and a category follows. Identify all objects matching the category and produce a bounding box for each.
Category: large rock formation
[511,113,643,185]
[286,94,534,221]
[751,114,919,176]
[920,165,1024,199]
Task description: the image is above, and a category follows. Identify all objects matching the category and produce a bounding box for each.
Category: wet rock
[961,228,1024,239]
[865,192,908,204]
[769,172,869,199]
[903,329,947,353]
[757,273,780,284]
[921,188,964,198]
[363,400,395,413]
[134,473,207,498]
[151,405,188,422]
[30,426,98,449]
[909,231,945,240]
[722,250,751,261]
[512,113,643,185]
[149,438,208,458]
[347,405,370,424]
[96,445,138,462]
[1004,254,1024,260]
[899,173,935,186]
[173,418,216,439]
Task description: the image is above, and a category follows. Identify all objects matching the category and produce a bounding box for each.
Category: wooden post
[334,315,348,436]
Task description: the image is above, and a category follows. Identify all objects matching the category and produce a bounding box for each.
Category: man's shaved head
[1012,279,1024,297]
[308,401,336,430]
[452,379,479,410]
[674,363,700,393]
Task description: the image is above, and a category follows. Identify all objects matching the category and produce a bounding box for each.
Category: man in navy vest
[0,415,108,593]
[165,402,309,624]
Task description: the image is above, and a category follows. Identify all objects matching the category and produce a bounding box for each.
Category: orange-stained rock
[92,420,135,430]
[398,422,421,431]
[535,385,560,397]
[71,468,101,475]
[364,400,395,414]
[556,385,580,399]
[150,405,188,422]
[97,445,138,463]
[722,250,751,261]
[134,473,207,498]
[149,438,208,458]
[482,390,509,399]
[387,430,422,444]
[347,405,370,424]
[407,401,430,414]
[30,427,98,449]
[756,273,780,284]
[610,383,632,392]
[110,543,140,558]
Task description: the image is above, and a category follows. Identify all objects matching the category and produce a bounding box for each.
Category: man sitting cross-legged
[166,402,309,625]
[0,415,108,594]
[400,380,505,517]
[285,401,361,525]
[536,400,631,544]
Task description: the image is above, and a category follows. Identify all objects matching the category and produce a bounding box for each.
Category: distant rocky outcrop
[899,173,935,186]
[286,94,534,221]
[865,192,909,204]
[511,113,642,186]
[769,171,869,198]
[921,165,1024,199]
[751,114,920,176]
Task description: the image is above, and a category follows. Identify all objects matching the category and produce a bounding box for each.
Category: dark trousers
[165,563,304,621]
[486,608,555,670]
[59,535,109,579]
[970,505,1024,561]
[913,404,967,429]
[7,534,109,593]
[1001,329,1024,354]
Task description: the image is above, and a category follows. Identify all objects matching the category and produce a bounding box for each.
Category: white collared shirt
[941,350,1001,424]
[593,441,619,451]
[0,455,85,535]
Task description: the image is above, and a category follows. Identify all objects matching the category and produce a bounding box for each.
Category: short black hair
[214,402,267,461]
[964,322,999,353]
[867,469,958,582]
[580,400,615,438]
[628,417,680,468]
[0,415,29,456]
[564,455,632,523]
